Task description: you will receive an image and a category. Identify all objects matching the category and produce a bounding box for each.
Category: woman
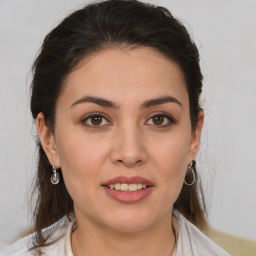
[5,0,230,255]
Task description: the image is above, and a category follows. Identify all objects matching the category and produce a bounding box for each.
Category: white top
[2,211,230,256]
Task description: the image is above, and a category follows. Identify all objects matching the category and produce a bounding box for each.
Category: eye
[146,113,175,127]
[82,113,111,128]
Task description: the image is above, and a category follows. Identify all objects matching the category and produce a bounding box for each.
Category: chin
[100,210,158,233]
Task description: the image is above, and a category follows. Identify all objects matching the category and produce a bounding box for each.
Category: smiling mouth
[102,176,155,203]
[104,183,151,192]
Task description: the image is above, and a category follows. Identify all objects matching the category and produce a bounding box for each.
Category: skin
[37,47,204,256]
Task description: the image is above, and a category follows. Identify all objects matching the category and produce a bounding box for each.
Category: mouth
[102,176,154,203]
[104,183,149,192]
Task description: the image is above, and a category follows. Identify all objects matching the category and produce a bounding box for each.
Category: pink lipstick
[102,176,154,204]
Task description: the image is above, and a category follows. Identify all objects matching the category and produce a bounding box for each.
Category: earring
[184,161,196,186]
[51,165,60,185]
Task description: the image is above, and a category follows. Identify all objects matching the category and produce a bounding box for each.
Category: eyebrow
[70,96,182,109]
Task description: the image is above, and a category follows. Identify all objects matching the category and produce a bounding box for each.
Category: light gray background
[0,0,256,247]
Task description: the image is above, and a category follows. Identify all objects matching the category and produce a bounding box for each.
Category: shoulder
[2,217,70,256]
[1,233,34,256]
[2,236,65,256]
[206,228,256,256]
[173,210,230,256]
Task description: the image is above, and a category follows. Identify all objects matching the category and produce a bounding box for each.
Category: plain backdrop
[0,0,256,247]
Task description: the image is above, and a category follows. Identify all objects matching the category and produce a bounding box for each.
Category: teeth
[120,184,129,191]
[115,183,121,190]
[129,184,137,192]
[107,183,148,192]
[137,183,143,190]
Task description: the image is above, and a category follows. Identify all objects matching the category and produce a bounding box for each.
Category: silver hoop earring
[184,162,196,186]
[51,165,60,185]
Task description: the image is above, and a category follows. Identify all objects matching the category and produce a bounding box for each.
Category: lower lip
[103,186,154,204]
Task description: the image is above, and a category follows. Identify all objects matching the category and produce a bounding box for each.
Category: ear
[188,111,204,162]
[36,113,61,168]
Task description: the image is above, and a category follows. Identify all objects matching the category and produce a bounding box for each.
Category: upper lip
[102,176,154,186]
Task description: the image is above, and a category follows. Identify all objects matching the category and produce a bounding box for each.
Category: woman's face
[39,47,203,232]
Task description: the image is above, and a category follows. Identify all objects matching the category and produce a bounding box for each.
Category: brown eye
[152,115,164,125]
[91,115,103,125]
[146,114,174,127]
[82,113,110,128]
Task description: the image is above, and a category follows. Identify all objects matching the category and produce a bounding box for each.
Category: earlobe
[189,111,204,161]
[36,113,60,168]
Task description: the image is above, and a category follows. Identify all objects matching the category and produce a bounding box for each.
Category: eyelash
[81,112,175,129]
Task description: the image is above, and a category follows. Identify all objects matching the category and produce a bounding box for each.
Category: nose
[110,124,148,168]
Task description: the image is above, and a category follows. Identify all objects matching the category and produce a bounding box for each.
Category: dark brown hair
[30,0,207,252]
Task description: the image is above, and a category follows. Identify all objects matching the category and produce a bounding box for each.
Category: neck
[71,212,176,256]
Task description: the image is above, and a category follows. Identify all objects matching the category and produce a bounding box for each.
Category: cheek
[57,125,108,163]
[55,129,109,190]
[150,129,191,197]
[151,127,191,169]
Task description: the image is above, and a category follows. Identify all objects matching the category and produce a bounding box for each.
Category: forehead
[59,47,188,108]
